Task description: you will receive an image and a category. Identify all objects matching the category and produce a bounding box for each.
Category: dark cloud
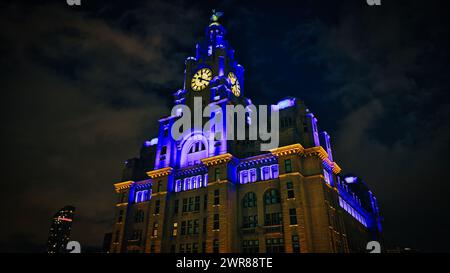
[1,0,449,252]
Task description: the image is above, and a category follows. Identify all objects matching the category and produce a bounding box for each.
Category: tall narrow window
[214,168,221,180]
[174,199,179,214]
[213,214,220,230]
[203,217,207,234]
[292,235,300,253]
[194,196,200,211]
[181,221,186,235]
[285,159,292,173]
[204,194,208,210]
[161,146,167,155]
[289,208,297,225]
[270,164,279,179]
[261,166,271,180]
[287,181,295,199]
[249,168,257,182]
[240,170,249,184]
[194,219,199,234]
[213,239,219,253]
[154,200,160,214]
[117,210,123,223]
[172,222,178,237]
[175,179,182,192]
[152,223,158,237]
[187,220,193,235]
[182,198,187,212]
[192,243,199,253]
[188,197,194,211]
[214,189,220,205]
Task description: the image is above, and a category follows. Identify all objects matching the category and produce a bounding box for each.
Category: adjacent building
[109,12,382,253]
[47,205,75,253]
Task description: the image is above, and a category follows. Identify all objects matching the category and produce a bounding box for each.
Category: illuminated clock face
[228,72,241,97]
[191,68,212,91]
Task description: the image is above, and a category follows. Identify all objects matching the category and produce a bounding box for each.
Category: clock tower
[110,11,383,254]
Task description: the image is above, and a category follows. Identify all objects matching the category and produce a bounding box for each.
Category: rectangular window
[175,180,182,192]
[261,166,271,180]
[285,159,292,173]
[192,243,198,253]
[213,240,219,253]
[243,215,258,228]
[214,189,220,205]
[187,220,193,235]
[287,181,295,198]
[194,219,199,234]
[289,208,297,225]
[270,164,279,178]
[265,212,282,226]
[181,221,186,235]
[188,197,194,211]
[213,214,220,230]
[172,222,178,237]
[161,146,167,155]
[194,196,200,211]
[203,217,207,234]
[292,235,300,253]
[117,210,123,223]
[154,200,160,214]
[242,240,259,253]
[174,199,179,214]
[179,244,185,253]
[186,243,191,253]
[266,238,285,253]
[240,170,249,184]
[204,194,208,210]
[182,198,187,212]
[152,223,158,237]
[214,168,221,180]
[249,168,257,182]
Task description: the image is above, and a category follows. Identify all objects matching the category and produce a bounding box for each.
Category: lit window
[172,222,178,237]
[240,170,249,184]
[175,180,182,192]
[261,166,271,180]
[270,164,279,178]
[249,168,257,182]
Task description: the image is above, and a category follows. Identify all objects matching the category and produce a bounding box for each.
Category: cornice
[113,181,134,193]
[201,153,233,166]
[147,167,173,179]
[269,143,304,157]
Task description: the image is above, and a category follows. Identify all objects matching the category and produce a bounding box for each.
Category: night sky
[1,0,449,252]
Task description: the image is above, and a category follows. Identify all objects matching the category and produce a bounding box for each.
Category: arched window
[264,189,280,205]
[243,192,257,208]
[188,141,206,154]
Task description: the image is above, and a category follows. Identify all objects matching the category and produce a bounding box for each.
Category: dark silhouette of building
[46,205,75,253]
[102,232,112,253]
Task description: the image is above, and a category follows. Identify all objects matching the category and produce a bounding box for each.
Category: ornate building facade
[109,13,382,253]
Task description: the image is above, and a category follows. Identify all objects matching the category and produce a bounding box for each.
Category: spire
[209,9,224,26]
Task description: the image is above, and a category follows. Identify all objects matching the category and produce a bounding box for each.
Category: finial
[210,9,224,25]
